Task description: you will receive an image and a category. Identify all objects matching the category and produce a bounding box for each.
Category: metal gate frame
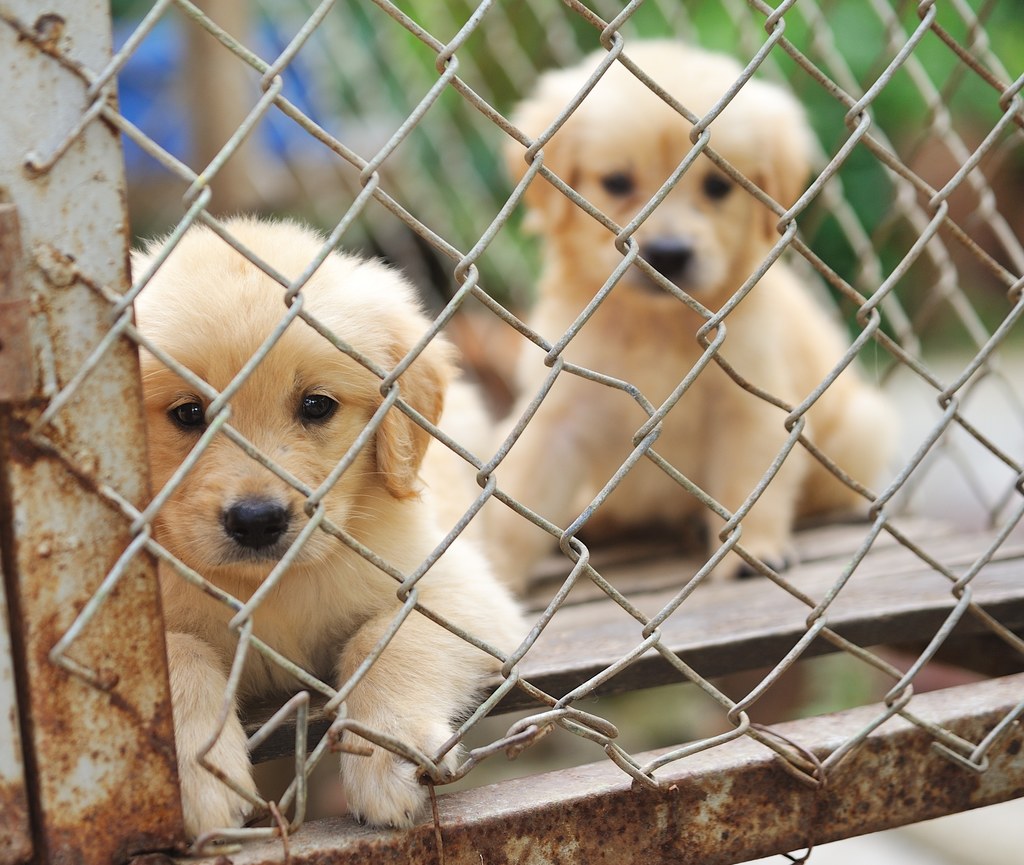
[0,3,183,862]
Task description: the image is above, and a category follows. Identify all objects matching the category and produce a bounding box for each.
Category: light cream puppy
[134,218,523,839]
[491,41,896,588]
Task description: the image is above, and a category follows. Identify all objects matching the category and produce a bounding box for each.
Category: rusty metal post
[0,4,183,863]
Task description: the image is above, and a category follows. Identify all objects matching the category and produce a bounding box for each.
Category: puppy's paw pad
[177,725,257,839]
[341,749,425,828]
[735,555,791,579]
[180,766,255,838]
[339,721,456,829]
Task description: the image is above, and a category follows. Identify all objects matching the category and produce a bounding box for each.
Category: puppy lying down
[491,41,897,588]
[133,218,524,839]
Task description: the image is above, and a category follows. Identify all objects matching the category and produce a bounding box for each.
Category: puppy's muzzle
[222,497,291,551]
[640,236,694,288]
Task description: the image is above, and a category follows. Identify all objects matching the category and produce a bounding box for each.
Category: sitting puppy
[133,218,524,839]
[490,41,896,588]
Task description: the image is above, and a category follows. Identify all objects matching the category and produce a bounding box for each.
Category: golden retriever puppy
[133,218,524,839]
[490,41,896,588]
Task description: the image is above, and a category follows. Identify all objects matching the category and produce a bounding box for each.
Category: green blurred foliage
[114,0,1023,346]
[387,0,1022,343]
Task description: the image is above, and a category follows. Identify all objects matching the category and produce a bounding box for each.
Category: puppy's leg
[166,631,255,838]
[335,583,519,827]
[704,396,809,579]
[801,381,897,517]
[487,409,600,591]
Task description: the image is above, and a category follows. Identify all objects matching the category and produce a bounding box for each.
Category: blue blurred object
[115,17,188,173]
[114,14,329,177]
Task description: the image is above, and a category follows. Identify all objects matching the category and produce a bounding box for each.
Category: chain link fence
[1,0,1023,863]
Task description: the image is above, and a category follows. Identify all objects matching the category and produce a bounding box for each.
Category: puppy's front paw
[735,554,791,579]
[177,719,257,839]
[338,719,458,828]
[711,540,794,581]
[165,631,258,839]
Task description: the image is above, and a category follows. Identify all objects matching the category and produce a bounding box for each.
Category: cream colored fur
[134,218,523,839]
[489,41,897,588]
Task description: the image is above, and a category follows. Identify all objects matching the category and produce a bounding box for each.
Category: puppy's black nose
[223,498,290,549]
[641,237,694,283]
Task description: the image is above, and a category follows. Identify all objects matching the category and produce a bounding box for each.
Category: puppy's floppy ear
[376,326,456,500]
[505,67,582,235]
[741,79,816,244]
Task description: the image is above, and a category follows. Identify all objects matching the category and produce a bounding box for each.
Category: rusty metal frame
[209,674,1024,865]
[0,2,183,862]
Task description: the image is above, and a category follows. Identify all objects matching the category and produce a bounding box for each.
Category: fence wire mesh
[1,0,1023,861]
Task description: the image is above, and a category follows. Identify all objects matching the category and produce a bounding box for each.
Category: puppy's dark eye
[300,393,338,423]
[601,171,636,197]
[703,173,733,200]
[170,401,205,429]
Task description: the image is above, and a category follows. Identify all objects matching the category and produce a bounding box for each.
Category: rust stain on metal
[32,14,65,53]
[0,11,68,65]
[0,206,36,404]
[0,779,33,864]
[131,855,179,865]
[3,399,185,862]
[209,675,1024,865]
[0,566,32,864]
[0,796,32,862]
[33,243,79,289]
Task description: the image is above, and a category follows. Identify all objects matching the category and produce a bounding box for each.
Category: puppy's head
[133,218,453,581]
[505,40,814,306]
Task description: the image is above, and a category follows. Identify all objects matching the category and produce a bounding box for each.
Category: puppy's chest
[549,322,699,393]
[171,573,371,695]
[251,595,351,660]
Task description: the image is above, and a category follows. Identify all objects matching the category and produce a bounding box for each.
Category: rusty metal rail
[216,674,1024,865]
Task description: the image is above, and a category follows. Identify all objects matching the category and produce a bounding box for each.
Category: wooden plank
[510,534,1024,711]
[243,518,1024,761]
[521,514,959,606]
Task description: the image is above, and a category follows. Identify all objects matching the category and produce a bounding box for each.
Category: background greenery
[114,0,1023,352]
